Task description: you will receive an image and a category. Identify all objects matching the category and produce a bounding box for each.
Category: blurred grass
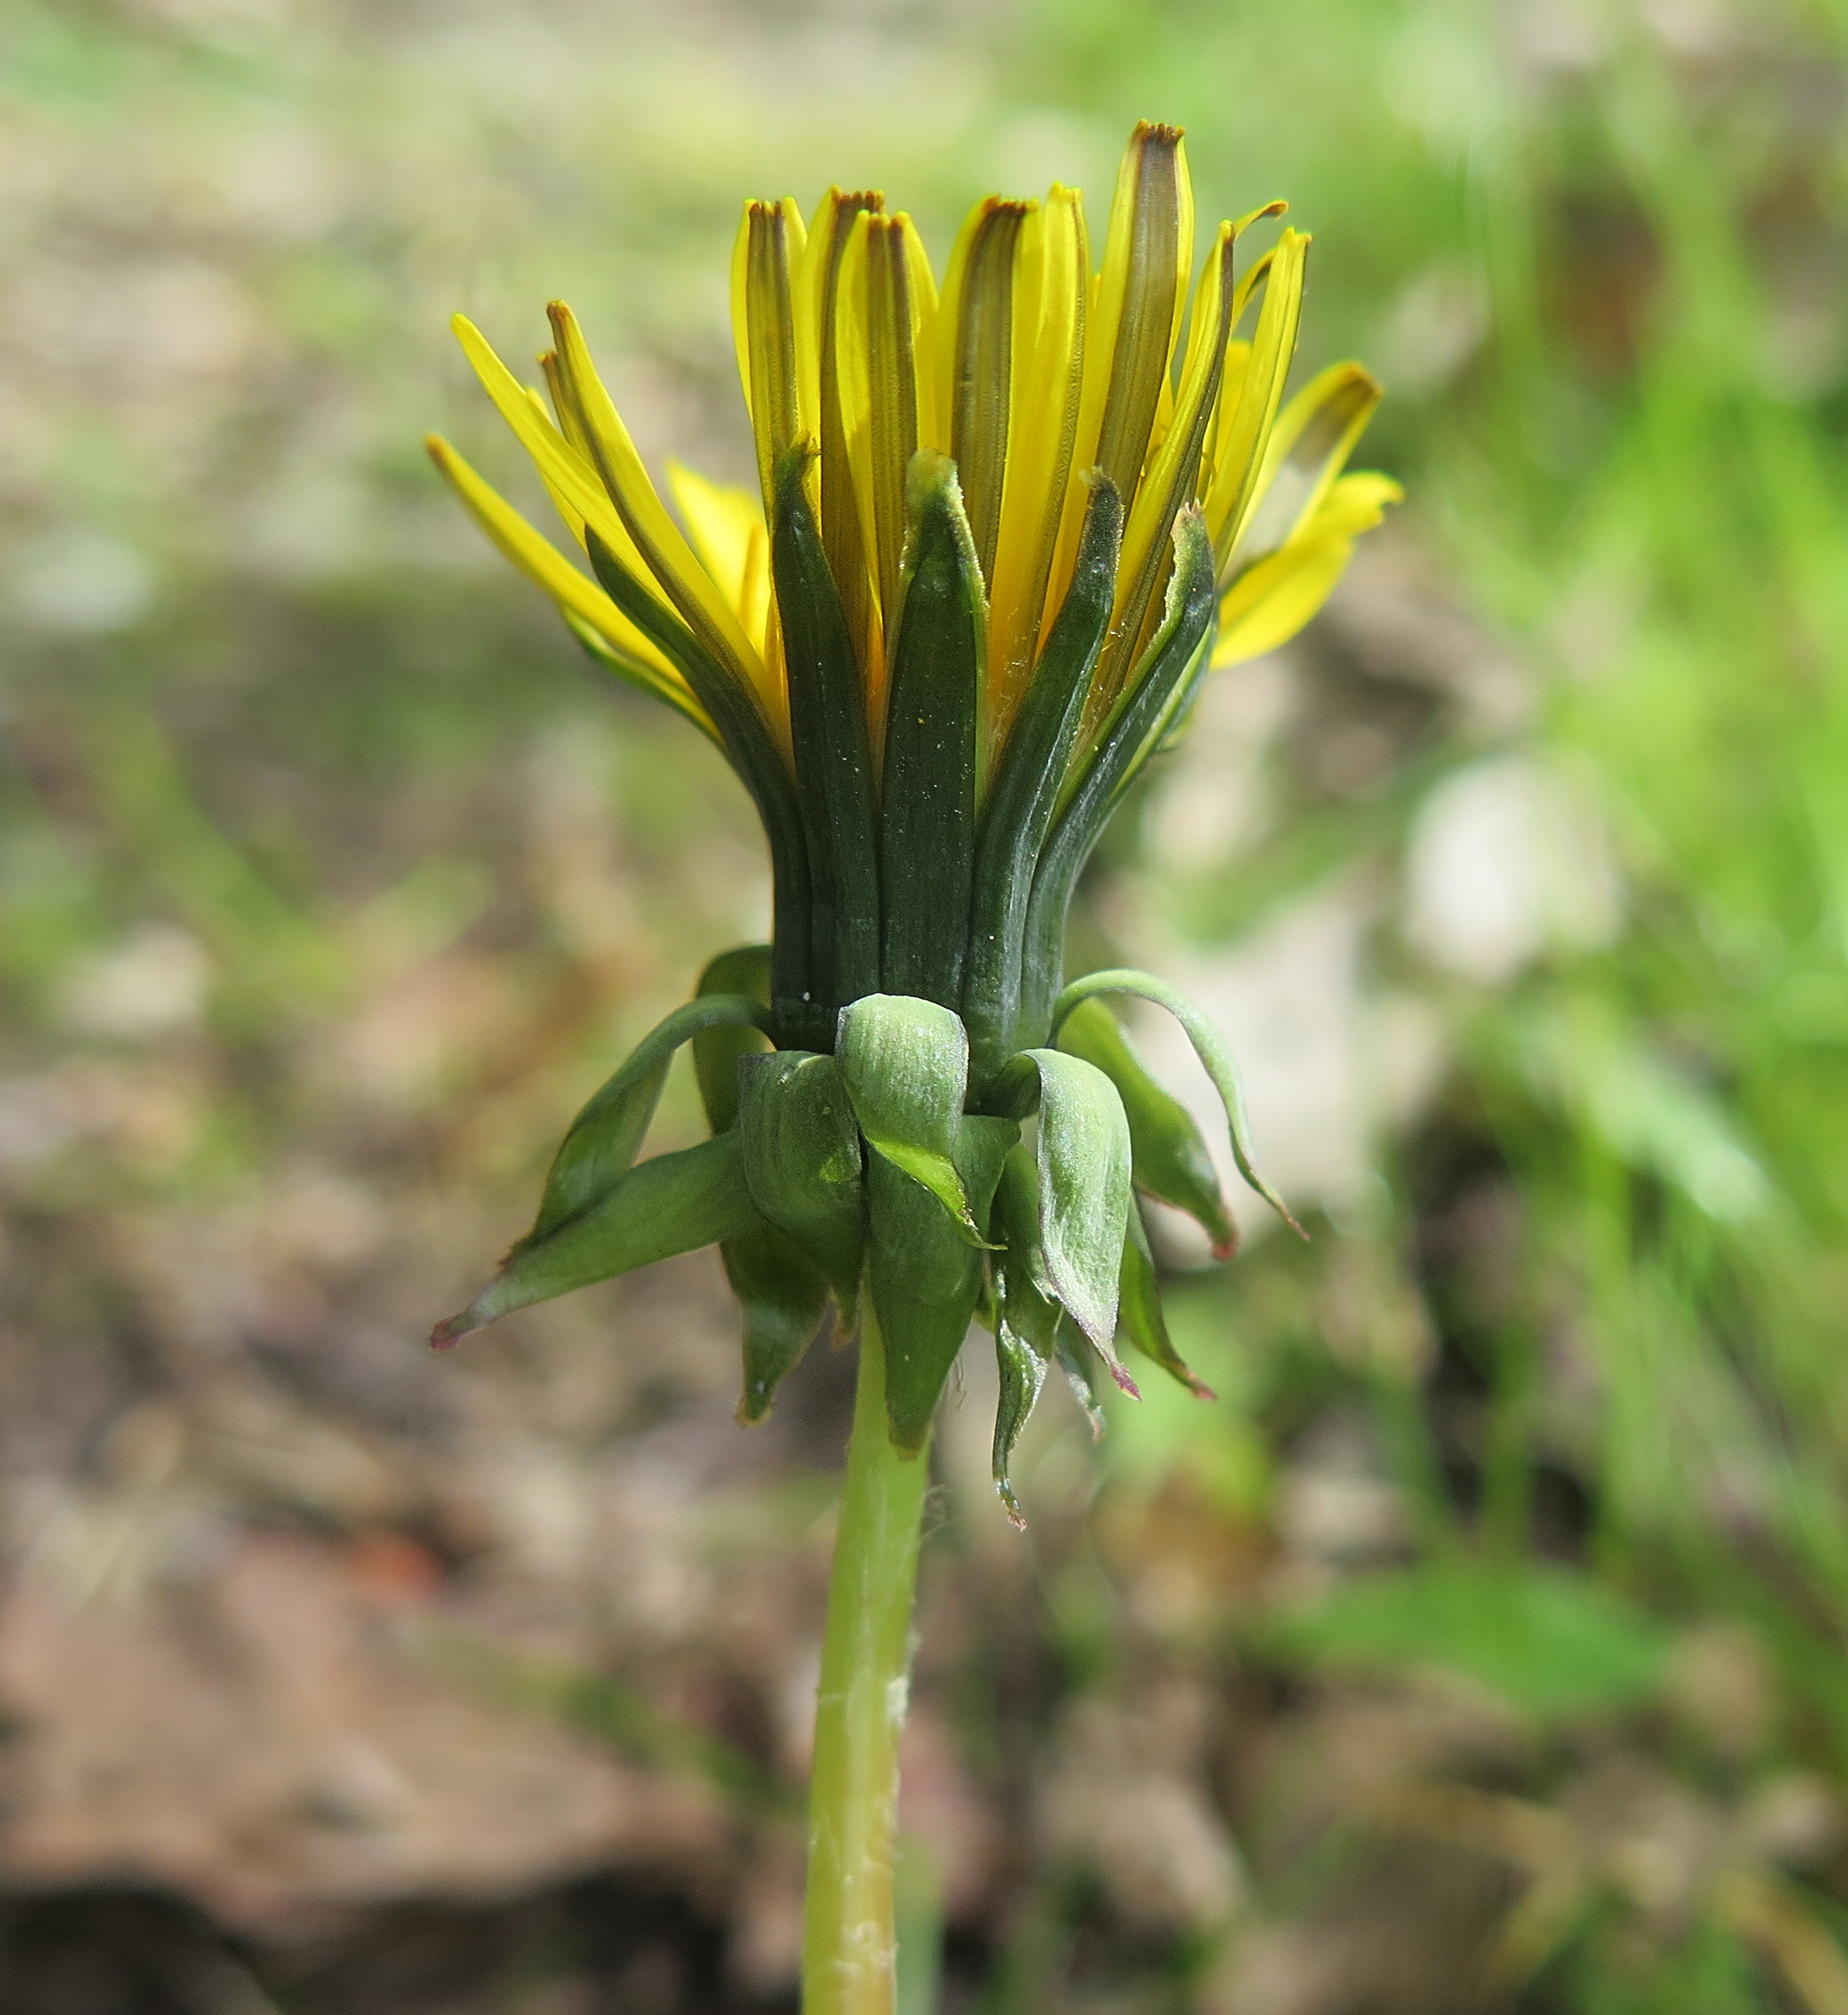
[7,1,1848,2010]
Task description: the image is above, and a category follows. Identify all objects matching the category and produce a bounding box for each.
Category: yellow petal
[1202,228,1309,576]
[901,211,944,456]
[1212,471,1401,666]
[1145,206,1285,467]
[451,314,666,598]
[1097,220,1238,713]
[1041,123,1192,644]
[427,434,712,732]
[798,188,884,679]
[839,210,937,706]
[732,197,808,519]
[544,300,777,728]
[1300,469,1403,535]
[538,348,592,458]
[560,609,724,744]
[667,461,774,654]
[1163,205,1281,470]
[1228,361,1383,572]
[1086,121,1194,507]
[1228,199,1289,244]
[521,385,590,543]
[987,183,1088,736]
[937,196,1031,587]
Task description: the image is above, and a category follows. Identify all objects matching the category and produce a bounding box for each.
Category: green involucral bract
[881,454,983,1009]
[431,1130,759,1346]
[1056,995,1238,1257]
[838,993,980,1240]
[725,1222,829,1426]
[872,1115,1017,1452]
[739,1050,866,1327]
[1119,1201,1214,1399]
[691,943,831,1422]
[964,476,1122,1091]
[693,943,774,1133]
[772,450,882,1041]
[990,1146,1073,1522]
[989,1046,1136,1384]
[1050,967,1305,1239]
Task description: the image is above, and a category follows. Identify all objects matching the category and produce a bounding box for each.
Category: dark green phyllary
[430,121,1393,1517]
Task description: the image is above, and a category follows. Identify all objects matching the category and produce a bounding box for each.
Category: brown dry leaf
[0,1529,728,1934]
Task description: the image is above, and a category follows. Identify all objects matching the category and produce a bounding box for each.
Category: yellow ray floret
[426,434,716,738]
[1213,471,1403,667]
[666,461,774,659]
[438,119,1397,795]
[987,186,1087,735]
[544,302,774,715]
[1228,359,1384,573]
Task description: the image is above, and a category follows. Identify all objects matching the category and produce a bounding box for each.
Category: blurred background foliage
[5,0,1848,2011]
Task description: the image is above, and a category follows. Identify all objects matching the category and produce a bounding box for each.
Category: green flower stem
[803,1298,932,2015]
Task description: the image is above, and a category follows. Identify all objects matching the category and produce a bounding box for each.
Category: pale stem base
[801,1302,932,2015]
